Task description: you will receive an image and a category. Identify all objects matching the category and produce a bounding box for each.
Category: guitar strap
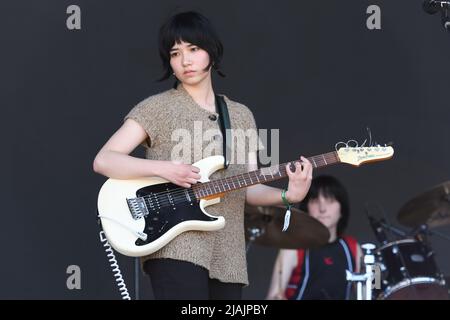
[215,94,231,169]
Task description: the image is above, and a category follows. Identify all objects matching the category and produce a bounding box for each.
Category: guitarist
[93,11,313,300]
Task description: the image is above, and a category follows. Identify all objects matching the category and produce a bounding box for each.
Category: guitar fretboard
[192,151,339,199]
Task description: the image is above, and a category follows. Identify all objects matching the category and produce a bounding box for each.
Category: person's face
[170,41,211,86]
[307,193,341,231]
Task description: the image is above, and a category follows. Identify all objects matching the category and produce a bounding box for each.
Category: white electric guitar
[97,146,394,257]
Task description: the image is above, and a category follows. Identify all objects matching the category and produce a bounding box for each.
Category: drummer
[266,175,362,300]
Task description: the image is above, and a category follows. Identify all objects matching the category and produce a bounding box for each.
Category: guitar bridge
[127,197,149,220]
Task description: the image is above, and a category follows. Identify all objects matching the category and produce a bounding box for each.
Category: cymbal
[244,205,330,249]
[397,181,450,228]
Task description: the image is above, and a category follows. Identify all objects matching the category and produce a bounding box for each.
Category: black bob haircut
[158,11,225,81]
[299,175,350,236]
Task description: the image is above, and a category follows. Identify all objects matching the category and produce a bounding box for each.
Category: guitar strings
[137,152,339,209]
[140,152,338,204]
[140,152,339,207]
[140,154,339,209]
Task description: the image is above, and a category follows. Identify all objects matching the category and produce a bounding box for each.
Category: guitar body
[97,155,226,257]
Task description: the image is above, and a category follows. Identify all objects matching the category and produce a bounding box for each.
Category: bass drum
[375,239,448,300]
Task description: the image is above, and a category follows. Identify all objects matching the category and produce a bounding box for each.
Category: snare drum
[375,239,448,300]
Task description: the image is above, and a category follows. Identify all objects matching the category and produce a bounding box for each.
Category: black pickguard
[134,182,217,246]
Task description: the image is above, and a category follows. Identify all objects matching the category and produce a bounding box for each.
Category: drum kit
[244,181,450,300]
[367,180,450,300]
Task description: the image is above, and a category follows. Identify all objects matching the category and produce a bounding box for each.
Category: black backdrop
[2,0,450,299]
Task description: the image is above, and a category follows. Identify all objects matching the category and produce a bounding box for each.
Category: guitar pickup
[127,197,149,220]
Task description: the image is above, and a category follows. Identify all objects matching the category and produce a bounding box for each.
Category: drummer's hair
[300,175,350,236]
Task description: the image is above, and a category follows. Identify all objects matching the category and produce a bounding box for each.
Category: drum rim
[377,238,417,252]
[379,277,446,299]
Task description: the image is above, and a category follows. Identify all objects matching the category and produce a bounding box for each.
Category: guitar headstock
[337,146,394,166]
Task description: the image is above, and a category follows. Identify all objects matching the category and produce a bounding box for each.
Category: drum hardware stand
[134,257,140,300]
[423,0,450,32]
[365,204,390,245]
[246,226,264,252]
[427,228,450,241]
[379,221,407,238]
[402,221,450,246]
[346,243,377,300]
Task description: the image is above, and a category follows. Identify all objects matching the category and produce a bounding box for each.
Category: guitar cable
[99,230,131,300]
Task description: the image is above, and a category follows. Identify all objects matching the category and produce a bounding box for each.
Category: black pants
[143,258,243,300]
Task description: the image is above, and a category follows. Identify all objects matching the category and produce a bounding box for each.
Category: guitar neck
[193,151,340,199]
